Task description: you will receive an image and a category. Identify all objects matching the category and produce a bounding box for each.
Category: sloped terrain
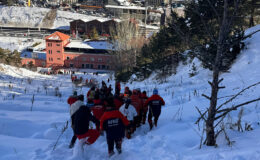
[0,25,259,160]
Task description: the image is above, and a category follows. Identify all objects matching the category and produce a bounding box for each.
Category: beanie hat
[153,88,158,95]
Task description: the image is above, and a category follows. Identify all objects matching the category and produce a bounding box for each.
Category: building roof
[20,51,46,60]
[45,31,70,41]
[71,18,121,23]
[65,40,115,50]
[105,5,146,10]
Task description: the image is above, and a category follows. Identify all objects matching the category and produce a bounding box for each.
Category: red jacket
[131,94,142,114]
[140,93,149,112]
[67,96,78,106]
[144,95,165,107]
[100,110,129,140]
[91,99,105,120]
[114,98,124,110]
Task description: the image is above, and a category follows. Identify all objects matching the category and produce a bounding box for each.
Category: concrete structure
[105,5,146,22]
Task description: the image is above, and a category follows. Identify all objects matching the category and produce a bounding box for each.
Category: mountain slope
[0,25,259,160]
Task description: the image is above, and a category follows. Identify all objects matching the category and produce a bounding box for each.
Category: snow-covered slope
[0,25,260,160]
[0,6,110,29]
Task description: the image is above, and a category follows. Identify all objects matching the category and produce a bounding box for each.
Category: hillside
[0,6,110,29]
[0,24,259,160]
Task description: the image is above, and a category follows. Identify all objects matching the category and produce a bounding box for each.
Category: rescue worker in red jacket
[131,89,142,128]
[144,88,165,130]
[124,86,132,99]
[140,91,149,124]
[67,91,78,106]
[100,97,129,157]
[67,91,78,148]
[71,95,100,157]
[91,93,105,120]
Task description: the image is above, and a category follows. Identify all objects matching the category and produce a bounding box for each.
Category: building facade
[45,31,114,70]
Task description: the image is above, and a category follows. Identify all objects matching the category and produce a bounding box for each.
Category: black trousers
[107,138,122,154]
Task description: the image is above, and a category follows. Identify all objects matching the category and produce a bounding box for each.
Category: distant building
[105,5,146,23]
[21,31,115,71]
[70,19,118,37]
[21,50,46,67]
[45,31,114,70]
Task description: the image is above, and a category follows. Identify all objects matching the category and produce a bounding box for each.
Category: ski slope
[0,25,259,160]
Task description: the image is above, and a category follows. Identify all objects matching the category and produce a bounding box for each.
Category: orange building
[45,31,114,70]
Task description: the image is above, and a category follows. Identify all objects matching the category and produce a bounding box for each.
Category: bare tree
[110,19,146,75]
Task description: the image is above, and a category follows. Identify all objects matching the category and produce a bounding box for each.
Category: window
[123,9,128,13]
[82,64,85,68]
[57,58,61,60]
[98,58,102,62]
[98,65,101,69]
[48,43,52,47]
[48,50,51,54]
[57,50,60,53]
[49,57,51,61]
[51,58,53,61]
[70,64,74,67]
[56,44,60,46]
[90,58,95,62]
[102,65,106,69]
[51,50,52,54]
[90,64,93,69]
[86,64,90,68]
[67,57,70,60]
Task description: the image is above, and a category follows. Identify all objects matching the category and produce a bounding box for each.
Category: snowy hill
[0,24,260,160]
[0,6,111,29]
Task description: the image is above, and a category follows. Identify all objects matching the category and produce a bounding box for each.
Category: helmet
[153,88,158,95]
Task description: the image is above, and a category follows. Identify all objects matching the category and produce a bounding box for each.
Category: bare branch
[218,86,226,89]
[217,81,260,110]
[195,108,209,124]
[206,0,221,23]
[215,97,260,120]
[214,113,226,128]
[218,78,224,84]
[195,106,207,122]
[202,94,211,100]
[208,81,213,86]
[243,29,260,40]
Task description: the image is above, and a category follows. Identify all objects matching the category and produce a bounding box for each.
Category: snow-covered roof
[65,40,114,50]
[20,51,46,60]
[105,5,146,10]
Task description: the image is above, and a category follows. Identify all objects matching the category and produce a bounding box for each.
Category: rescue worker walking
[144,88,165,130]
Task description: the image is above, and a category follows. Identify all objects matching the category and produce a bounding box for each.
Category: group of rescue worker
[67,80,165,157]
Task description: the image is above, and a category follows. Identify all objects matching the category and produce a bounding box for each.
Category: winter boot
[109,151,115,157]
[116,140,122,154]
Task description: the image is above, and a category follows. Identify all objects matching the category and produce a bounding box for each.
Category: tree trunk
[206,0,231,146]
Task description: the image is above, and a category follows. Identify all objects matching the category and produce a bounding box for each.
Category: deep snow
[0,25,259,160]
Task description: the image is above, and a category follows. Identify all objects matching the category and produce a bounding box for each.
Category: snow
[0,6,115,29]
[0,25,260,160]
[105,5,146,10]
[65,40,114,50]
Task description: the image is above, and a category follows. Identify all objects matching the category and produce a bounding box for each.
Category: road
[0,26,70,39]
